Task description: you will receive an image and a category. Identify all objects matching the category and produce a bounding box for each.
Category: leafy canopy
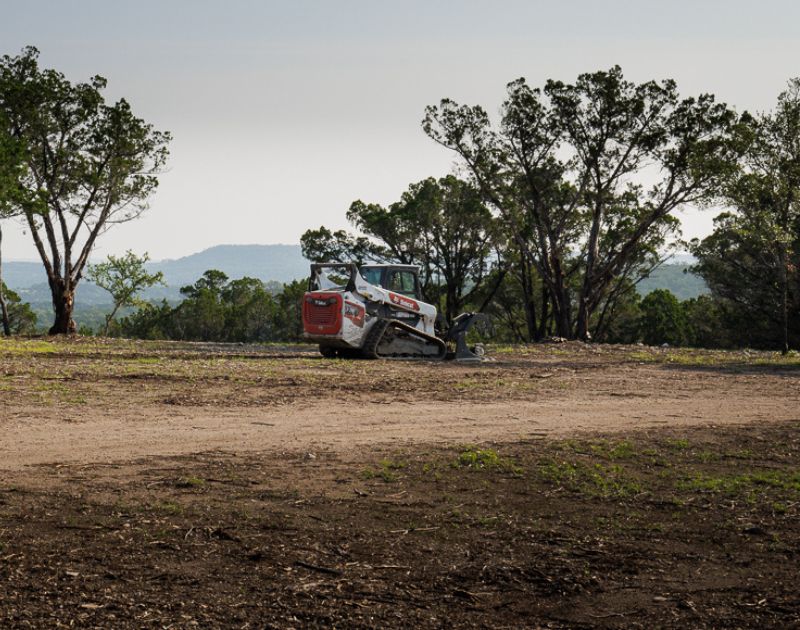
[0,46,171,333]
[423,66,738,339]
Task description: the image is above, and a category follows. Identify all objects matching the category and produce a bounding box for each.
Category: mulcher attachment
[443,312,490,362]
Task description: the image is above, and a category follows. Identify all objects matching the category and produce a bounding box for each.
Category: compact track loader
[302,263,487,361]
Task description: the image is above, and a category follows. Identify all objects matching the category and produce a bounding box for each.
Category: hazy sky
[3,0,800,260]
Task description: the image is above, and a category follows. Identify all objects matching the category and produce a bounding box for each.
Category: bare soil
[1,338,799,627]
[1,339,798,469]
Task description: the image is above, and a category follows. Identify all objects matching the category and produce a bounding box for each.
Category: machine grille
[303,293,343,335]
[306,302,337,325]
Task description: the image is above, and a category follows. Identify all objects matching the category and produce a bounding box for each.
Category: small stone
[742,524,767,536]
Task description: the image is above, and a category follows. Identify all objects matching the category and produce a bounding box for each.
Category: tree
[477,262,539,342]
[595,286,642,344]
[0,47,170,334]
[116,300,174,340]
[478,240,548,342]
[117,271,304,343]
[87,251,164,336]
[171,270,230,341]
[638,289,688,346]
[0,224,9,335]
[423,66,738,340]
[683,295,731,349]
[221,276,278,342]
[273,279,307,341]
[300,227,388,266]
[693,80,800,353]
[301,176,497,323]
[0,282,36,334]
[0,107,26,335]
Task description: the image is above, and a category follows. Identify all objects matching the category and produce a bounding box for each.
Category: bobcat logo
[388,292,420,312]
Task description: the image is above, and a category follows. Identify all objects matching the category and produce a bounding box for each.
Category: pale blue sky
[2,0,800,260]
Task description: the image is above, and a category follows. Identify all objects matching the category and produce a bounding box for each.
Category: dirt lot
[1,338,799,628]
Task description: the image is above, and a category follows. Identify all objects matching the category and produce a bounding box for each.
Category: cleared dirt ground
[1,338,799,628]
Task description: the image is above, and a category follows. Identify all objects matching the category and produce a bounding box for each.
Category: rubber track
[360,318,391,359]
[361,318,446,360]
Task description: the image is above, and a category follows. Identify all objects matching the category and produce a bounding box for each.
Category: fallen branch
[389,527,440,534]
[294,560,343,576]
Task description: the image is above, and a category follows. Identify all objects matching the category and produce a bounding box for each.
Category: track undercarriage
[364,318,447,359]
[320,314,484,361]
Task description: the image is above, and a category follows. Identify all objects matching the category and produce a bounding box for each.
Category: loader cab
[360,265,422,300]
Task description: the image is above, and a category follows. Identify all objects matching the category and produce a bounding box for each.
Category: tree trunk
[537,284,549,340]
[545,250,572,339]
[576,271,594,341]
[550,280,572,339]
[446,285,458,326]
[102,302,123,337]
[49,278,77,335]
[477,267,508,314]
[780,251,789,355]
[518,259,538,342]
[0,225,10,336]
[523,294,537,342]
[576,199,604,341]
[0,287,9,336]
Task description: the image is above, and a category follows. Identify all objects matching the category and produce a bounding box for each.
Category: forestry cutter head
[442,312,490,361]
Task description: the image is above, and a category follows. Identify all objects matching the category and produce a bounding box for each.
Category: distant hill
[636,264,707,300]
[150,244,308,288]
[6,249,707,330]
[5,244,311,306]
[2,261,47,288]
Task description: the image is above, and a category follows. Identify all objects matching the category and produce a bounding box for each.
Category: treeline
[111,271,306,342]
[301,68,800,352]
[2,49,798,351]
[591,290,773,349]
[105,278,735,349]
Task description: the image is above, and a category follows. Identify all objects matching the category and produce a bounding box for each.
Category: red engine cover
[302,292,343,335]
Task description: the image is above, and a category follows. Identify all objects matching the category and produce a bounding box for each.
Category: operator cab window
[387,270,418,298]
[360,267,383,287]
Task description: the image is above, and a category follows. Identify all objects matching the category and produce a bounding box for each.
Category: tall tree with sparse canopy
[0,47,170,334]
[423,66,738,340]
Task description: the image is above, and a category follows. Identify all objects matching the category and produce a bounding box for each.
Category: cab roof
[360,264,420,271]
